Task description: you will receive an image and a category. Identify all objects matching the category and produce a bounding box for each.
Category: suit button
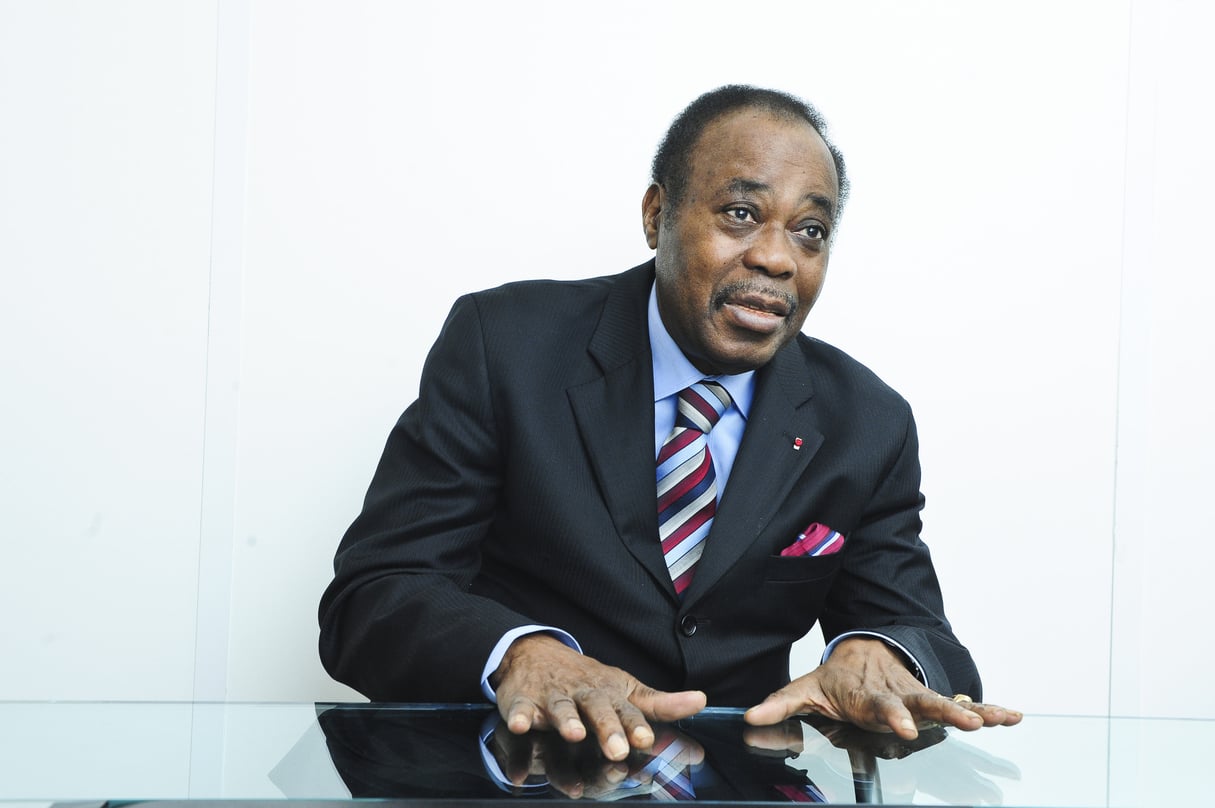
[680,615,698,637]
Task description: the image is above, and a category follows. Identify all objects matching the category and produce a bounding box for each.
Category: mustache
[710,281,798,317]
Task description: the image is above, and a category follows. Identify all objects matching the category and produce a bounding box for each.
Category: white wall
[0,0,218,700]
[1,0,1211,718]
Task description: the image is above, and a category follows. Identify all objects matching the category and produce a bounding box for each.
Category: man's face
[644,108,839,375]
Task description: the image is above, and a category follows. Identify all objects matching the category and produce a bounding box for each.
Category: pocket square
[780,522,845,557]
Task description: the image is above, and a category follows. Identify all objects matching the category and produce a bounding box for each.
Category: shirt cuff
[480,625,582,702]
[821,630,928,688]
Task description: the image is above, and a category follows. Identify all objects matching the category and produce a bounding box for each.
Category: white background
[1,0,1211,718]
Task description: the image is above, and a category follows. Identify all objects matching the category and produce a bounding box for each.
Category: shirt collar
[648,283,755,419]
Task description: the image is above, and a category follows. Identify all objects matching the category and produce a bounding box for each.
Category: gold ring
[952,694,974,704]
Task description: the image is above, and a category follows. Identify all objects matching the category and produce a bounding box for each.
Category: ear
[642,183,665,250]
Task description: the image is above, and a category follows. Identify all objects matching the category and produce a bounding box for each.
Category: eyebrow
[724,177,836,221]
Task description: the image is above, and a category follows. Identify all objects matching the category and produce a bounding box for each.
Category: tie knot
[676,381,731,434]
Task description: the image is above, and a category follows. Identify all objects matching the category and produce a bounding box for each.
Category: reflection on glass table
[318,705,963,803]
[0,701,1208,806]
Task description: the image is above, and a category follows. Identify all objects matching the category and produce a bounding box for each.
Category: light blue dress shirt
[647,284,755,491]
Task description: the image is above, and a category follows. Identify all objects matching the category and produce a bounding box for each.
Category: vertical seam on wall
[1110,0,1158,798]
[192,0,223,705]
[193,0,251,705]
[1109,0,1136,731]
[1106,2,1137,798]
[188,3,226,792]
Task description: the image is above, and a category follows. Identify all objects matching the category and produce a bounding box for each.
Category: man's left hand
[742,638,1022,739]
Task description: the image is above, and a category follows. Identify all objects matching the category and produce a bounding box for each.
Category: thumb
[630,683,707,721]
[744,691,801,726]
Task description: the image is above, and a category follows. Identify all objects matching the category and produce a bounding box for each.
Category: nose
[742,223,797,278]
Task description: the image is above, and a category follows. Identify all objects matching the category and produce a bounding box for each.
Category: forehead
[686,108,839,210]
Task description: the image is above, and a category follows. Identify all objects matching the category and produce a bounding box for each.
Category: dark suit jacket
[318,261,980,706]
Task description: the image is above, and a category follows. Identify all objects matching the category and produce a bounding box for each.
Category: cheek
[797,266,828,306]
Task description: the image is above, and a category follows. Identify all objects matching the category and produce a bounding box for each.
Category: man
[319,85,1019,763]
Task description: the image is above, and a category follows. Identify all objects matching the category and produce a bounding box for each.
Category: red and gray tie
[656,381,731,596]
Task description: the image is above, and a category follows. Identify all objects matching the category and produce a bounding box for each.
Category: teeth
[736,301,782,315]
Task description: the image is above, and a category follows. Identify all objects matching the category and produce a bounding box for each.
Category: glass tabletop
[0,701,1205,806]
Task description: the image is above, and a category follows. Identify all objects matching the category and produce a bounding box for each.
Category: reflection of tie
[656,381,731,596]
[644,734,696,801]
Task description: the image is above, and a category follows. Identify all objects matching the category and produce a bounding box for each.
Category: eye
[798,223,828,241]
[725,206,756,223]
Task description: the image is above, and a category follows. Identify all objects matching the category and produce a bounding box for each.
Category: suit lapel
[682,340,824,607]
[566,264,674,594]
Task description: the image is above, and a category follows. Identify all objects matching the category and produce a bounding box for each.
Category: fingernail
[900,719,917,734]
[606,733,629,760]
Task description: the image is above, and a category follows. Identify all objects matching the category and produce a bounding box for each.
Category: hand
[743,638,1022,739]
[490,633,707,761]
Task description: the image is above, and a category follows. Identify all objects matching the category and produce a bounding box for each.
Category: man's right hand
[489,633,706,761]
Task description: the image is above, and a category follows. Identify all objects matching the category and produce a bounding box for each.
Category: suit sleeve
[318,295,537,702]
[818,406,983,700]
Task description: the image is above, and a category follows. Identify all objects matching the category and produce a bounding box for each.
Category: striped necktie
[656,381,731,596]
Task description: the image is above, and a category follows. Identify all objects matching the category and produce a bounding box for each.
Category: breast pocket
[763,552,844,583]
[753,554,844,636]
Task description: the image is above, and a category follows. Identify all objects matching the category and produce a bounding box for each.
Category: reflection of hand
[873,731,1022,806]
[792,713,1018,805]
[490,634,706,761]
[744,638,1022,739]
[804,715,948,759]
[488,719,705,800]
[741,718,807,757]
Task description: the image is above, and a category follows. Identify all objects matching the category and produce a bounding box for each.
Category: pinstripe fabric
[656,381,731,595]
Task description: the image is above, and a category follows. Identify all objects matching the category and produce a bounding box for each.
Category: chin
[725,340,785,370]
[706,350,776,375]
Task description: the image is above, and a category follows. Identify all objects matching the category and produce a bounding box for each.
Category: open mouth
[726,292,791,318]
[716,288,796,335]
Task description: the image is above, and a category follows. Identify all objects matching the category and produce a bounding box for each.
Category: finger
[502,696,542,735]
[962,700,1023,727]
[862,692,921,739]
[904,693,986,731]
[613,696,657,749]
[544,693,589,743]
[574,690,631,761]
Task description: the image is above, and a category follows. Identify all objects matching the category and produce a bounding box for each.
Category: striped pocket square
[780,522,845,557]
